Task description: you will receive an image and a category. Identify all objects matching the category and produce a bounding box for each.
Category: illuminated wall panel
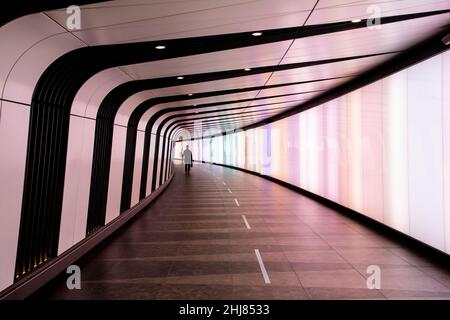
[299,109,309,190]
[407,55,445,251]
[246,129,257,172]
[255,128,264,174]
[286,115,300,187]
[223,134,231,165]
[215,135,223,164]
[444,51,450,252]
[347,90,364,213]
[382,70,409,233]
[237,130,245,167]
[192,138,202,163]
[174,51,450,254]
[260,126,272,176]
[308,107,324,197]
[279,119,290,183]
[361,83,384,222]
[230,133,237,167]
[173,140,183,160]
[337,96,349,208]
[323,100,339,203]
[270,123,279,178]
[202,137,210,163]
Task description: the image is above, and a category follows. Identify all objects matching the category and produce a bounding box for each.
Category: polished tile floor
[32,162,450,299]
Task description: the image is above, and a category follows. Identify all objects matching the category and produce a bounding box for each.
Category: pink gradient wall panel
[237,131,245,168]
[407,55,445,251]
[246,129,257,172]
[347,90,364,213]
[298,110,308,190]
[337,96,349,208]
[223,134,230,165]
[281,119,290,182]
[303,107,324,196]
[260,126,272,176]
[381,71,409,234]
[286,115,300,186]
[256,128,264,174]
[361,83,384,222]
[323,100,340,203]
[444,51,450,252]
[202,138,209,163]
[215,135,223,164]
[270,122,282,179]
[230,134,237,166]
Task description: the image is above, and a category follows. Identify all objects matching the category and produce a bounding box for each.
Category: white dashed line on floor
[254,249,271,284]
[242,215,251,229]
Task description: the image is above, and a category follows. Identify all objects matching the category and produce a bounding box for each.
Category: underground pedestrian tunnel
[0,0,450,300]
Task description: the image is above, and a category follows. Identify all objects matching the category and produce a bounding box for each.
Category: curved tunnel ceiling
[2,0,450,281]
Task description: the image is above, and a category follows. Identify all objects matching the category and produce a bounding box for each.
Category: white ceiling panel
[119,40,292,79]
[153,91,261,109]
[249,94,318,107]
[285,14,450,64]
[256,77,349,97]
[37,0,449,134]
[166,107,286,127]
[45,0,316,45]
[148,72,273,97]
[309,0,450,24]
[267,54,394,86]
[163,103,289,122]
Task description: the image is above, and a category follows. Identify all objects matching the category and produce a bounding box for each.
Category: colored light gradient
[176,51,450,254]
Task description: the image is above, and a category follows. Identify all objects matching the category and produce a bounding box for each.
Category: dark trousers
[185,164,191,173]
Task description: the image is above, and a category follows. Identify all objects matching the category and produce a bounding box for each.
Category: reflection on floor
[31,162,450,300]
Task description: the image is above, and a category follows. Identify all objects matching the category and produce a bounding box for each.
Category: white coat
[182,149,193,165]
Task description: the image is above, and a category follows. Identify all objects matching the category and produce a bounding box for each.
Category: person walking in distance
[182,145,193,174]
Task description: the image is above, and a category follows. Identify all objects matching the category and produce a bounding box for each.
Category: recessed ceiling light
[155,45,166,49]
[351,19,362,23]
[177,76,184,80]
[188,93,193,96]
[244,68,251,71]
[252,32,263,37]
